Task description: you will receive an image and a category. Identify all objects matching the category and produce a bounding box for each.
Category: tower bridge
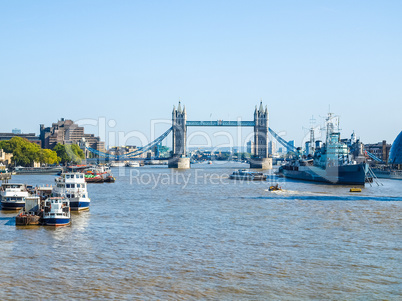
[169,101,272,169]
[86,101,297,169]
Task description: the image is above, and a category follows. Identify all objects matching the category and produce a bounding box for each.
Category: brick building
[40,118,105,153]
[364,140,391,162]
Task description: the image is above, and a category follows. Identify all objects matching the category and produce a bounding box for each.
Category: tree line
[0,137,85,166]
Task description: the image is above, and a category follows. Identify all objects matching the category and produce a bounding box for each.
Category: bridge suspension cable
[125,127,172,157]
[365,150,384,163]
[268,127,297,153]
[86,127,173,160]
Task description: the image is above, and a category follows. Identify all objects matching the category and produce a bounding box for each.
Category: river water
[1,162,401,300]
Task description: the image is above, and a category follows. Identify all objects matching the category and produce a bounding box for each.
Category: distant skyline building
[246,140,254,154]
[12,128,21,134]
[268,140,276,155]
[287,140,295,152]
[40,118,105,152]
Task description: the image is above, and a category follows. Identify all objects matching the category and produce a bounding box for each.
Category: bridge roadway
[186,121,255,127]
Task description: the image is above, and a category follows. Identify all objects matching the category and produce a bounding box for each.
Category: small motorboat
[104,175,116,183]
[269,184,282,191]
[350,187,362,192]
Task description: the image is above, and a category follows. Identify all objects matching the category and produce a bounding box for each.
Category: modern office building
[12,128,21,134]
[40,118,105,152]
[268,140,276,155]
[246,140,254,154]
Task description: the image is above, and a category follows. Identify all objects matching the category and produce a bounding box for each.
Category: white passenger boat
[229,169,267,181]
[109,161,125,167]
[0,183,30,210]
[54,173,90,210]
[42,197,71,226]
[126,161,140,167]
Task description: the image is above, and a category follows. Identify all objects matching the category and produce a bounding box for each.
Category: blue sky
[0,0,401,147]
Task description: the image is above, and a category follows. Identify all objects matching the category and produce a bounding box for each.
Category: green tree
[0,137,61,166]
[53,143,85,164]
[38,149,60,165]
[53,144,70,164]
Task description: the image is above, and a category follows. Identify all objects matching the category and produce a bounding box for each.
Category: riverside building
[40,118,105,153]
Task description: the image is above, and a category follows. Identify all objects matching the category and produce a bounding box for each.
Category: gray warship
[278,113,368,185]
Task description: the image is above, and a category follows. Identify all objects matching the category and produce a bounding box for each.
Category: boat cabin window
[50,213,55,217]
[66,184,71,188]
[66,175,70,179]
[71,184,75,188]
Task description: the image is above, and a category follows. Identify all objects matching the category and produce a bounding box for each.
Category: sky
[0,0,401,148]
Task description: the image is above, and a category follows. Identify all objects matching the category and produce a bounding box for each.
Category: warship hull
[279,163,368,185]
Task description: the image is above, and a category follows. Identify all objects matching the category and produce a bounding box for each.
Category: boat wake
[259,194,402,202]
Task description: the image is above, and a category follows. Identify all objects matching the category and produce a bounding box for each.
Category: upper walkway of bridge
[186,121,255,127]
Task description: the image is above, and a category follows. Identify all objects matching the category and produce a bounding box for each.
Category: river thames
[1,162,401,300]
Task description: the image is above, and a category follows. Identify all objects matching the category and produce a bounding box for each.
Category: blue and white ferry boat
[54,172,90,211]
[42,197,71,226]
[0,183,30,210]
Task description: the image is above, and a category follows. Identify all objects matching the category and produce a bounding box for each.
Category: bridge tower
[250,101,272,169]
[172,101,187,156]
[169,101,190,168]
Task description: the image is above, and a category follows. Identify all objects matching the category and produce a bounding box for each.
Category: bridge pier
[249,158,273,170]
[168,156,190,169]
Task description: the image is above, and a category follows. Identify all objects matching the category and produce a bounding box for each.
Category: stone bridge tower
[169,101,190,168]
[172,101,187,156]
[250,101,272,169]
[254,101,269,158]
